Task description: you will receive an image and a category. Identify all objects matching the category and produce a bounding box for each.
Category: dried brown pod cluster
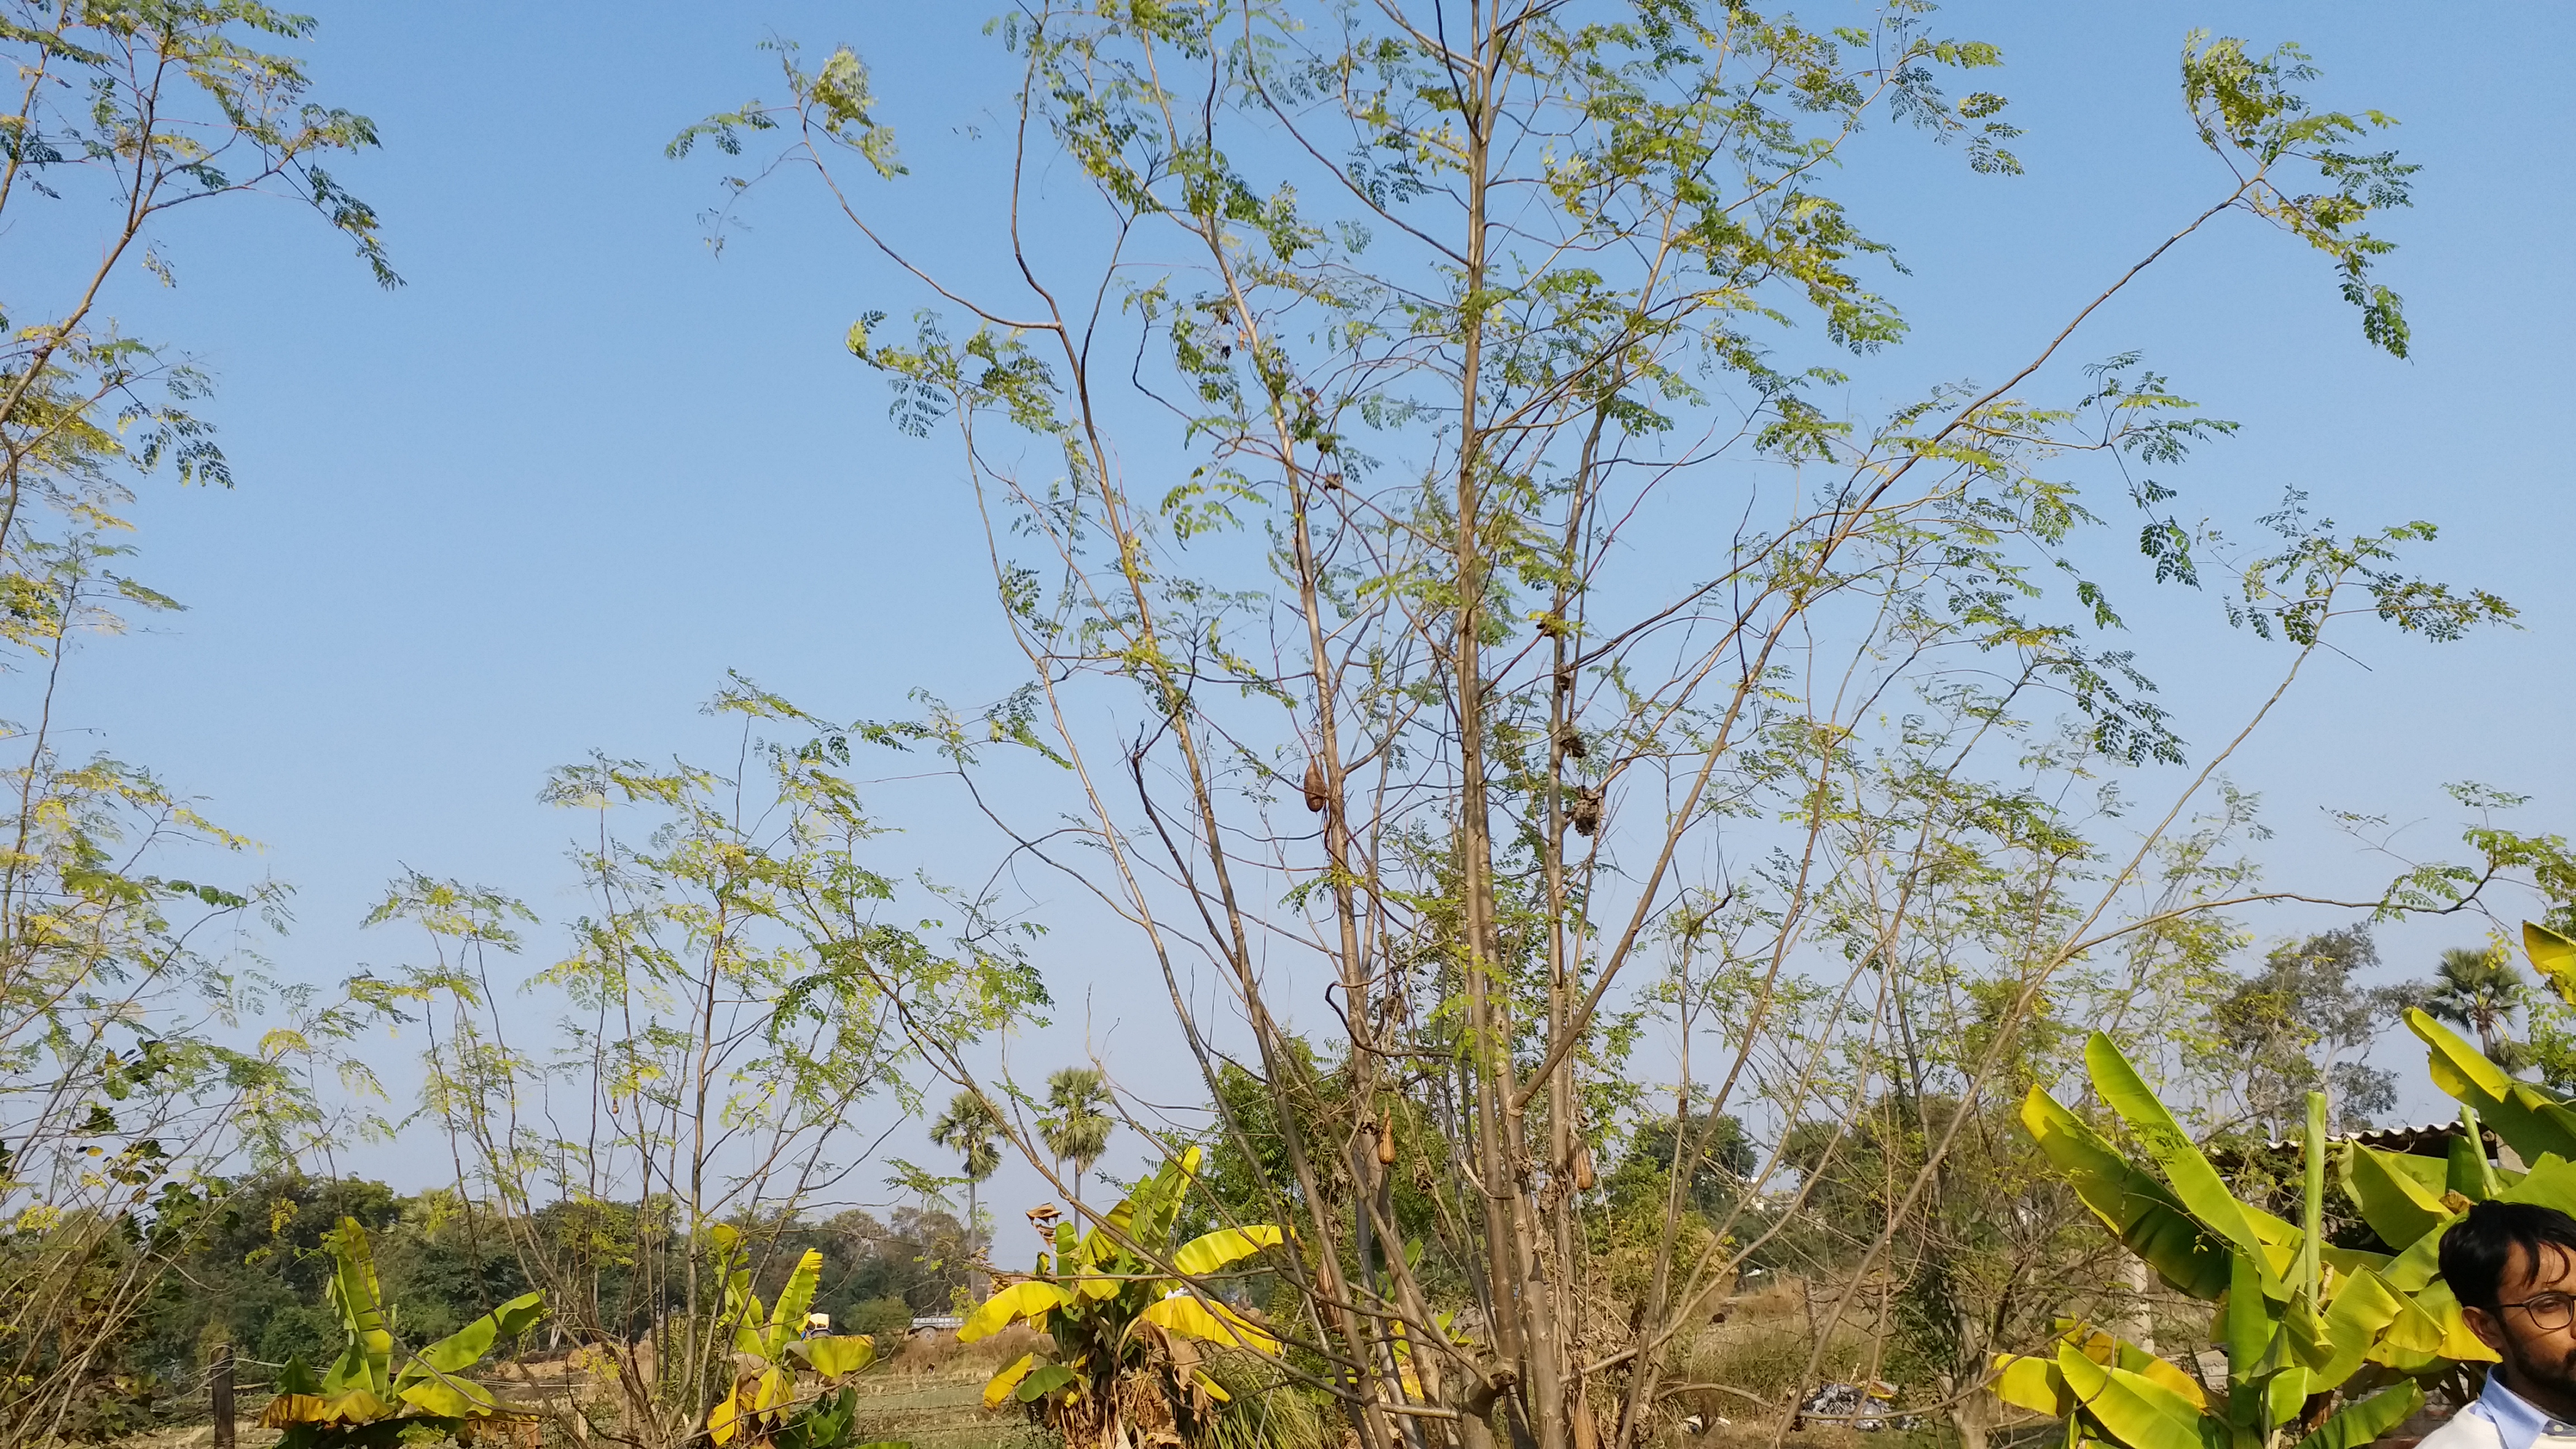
[1570,787,1604,836]
[1302,759,1328,812]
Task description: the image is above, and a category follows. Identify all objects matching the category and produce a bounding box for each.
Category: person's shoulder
[2418,1403,2505,1449]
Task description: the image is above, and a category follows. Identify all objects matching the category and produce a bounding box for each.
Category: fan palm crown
[1041,1066,1116,1208]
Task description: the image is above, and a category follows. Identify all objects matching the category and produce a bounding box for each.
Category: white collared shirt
[2422,1372,2576,1449]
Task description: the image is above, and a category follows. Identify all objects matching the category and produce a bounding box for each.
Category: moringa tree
[0,3,396,1439]
[678,8,2510,1449]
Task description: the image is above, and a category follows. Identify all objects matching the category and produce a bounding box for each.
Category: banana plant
[2004,1034,2437,1449]
[960,1146,1285,1449]
[704,1224,904,1449]
[260,1216,546,1448]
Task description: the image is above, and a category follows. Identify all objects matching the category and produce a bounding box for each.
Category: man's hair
[2441,1200,2576,1310]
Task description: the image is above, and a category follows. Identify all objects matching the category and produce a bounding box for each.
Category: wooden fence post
[210,1342,234,1449]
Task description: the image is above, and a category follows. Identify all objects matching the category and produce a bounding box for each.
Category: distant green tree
[2208,925,2402,1138]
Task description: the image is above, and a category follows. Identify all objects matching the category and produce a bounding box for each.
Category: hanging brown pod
[1302,759,1328,812]
[1570,787,1604,836]
[1376,1114,1397,1166]
[1573,1148,1597,1192]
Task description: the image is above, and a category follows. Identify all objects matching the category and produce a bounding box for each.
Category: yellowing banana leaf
[2410,1010,2576,1161]
[959,1280,1073,1342]
[2056,1325,2208,1410]
[1993,1355,2073,1417]
[1174,1225,1285,1276]
[259,1393,335,1428]
[2341,1145,2451,1250]
[2023,1087,2231,1299]
[2307,1268,2404,1391]
[2084,1035,2285,1293]
[709,1366,795,1446]
[2528,921,2576,1007]
[2408,1279,2501,1363]
[2294,1380,2423,1449]
[793,1334,878,1379]
[2369,1289,2447,1360]
[396,1370,499,1419]
[983,1352,1038,1409]
[2134,1353,2209,1411]
[2054,1341,2217,1449]
[1138,1293,1281,1354]
[1193,1369,1232,1404]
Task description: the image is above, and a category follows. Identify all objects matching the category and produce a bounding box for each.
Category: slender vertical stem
[2300,1091,2326,1304]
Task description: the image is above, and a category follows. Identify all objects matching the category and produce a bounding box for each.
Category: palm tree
[1041,1066,1116,1212]
[2425,945,2528,1068]
[929,1089,1005,1293]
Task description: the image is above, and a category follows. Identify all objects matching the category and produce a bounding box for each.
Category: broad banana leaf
[1139,1293,1281,1354]
[2085,1035,2294,1293]
[2501,1153,2576,1208]
[2367,1289,2448,1363]
[408,1290,544,1377]
[959,1280,1072,1342]
[1993,1355,2073,1417]
[320,1218,396,1397]
[792,1333,878,1380]
[262,1385,398,1428]
[709,1366,794,1446]
[2529,922,2576,1007]
[764,1249,826,1359]
[2220,1253,2282,1441]
[2054,1341,2216,1449]
[2062,1326,2209,1410]
[1174,1225,1285,1276]
[2342,1145,2451,1250]
[2409,1010,2576,1161]
[2407,1279,2502,1362]
[1016,1363,1081,1403]
[2294,1381,2423,1449]
[983,1352,1039,1409]
[2381,1210,2461,1293]
[2023,1087,2231,1299]
[1077,1272,1121,1302]
[2321,1245,2395,1278]
[396,1370,497,1419]
[392,1287,540,1417]
[2266,1363,2310,1431]
[2307,1268,2404,1391]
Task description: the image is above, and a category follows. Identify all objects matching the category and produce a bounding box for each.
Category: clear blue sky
[39,2,2576,1206]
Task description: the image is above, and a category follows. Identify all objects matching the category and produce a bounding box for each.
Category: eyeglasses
[2499,1294,2576,1331]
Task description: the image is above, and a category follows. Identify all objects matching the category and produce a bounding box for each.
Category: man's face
[2468,1242,2576,1402]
